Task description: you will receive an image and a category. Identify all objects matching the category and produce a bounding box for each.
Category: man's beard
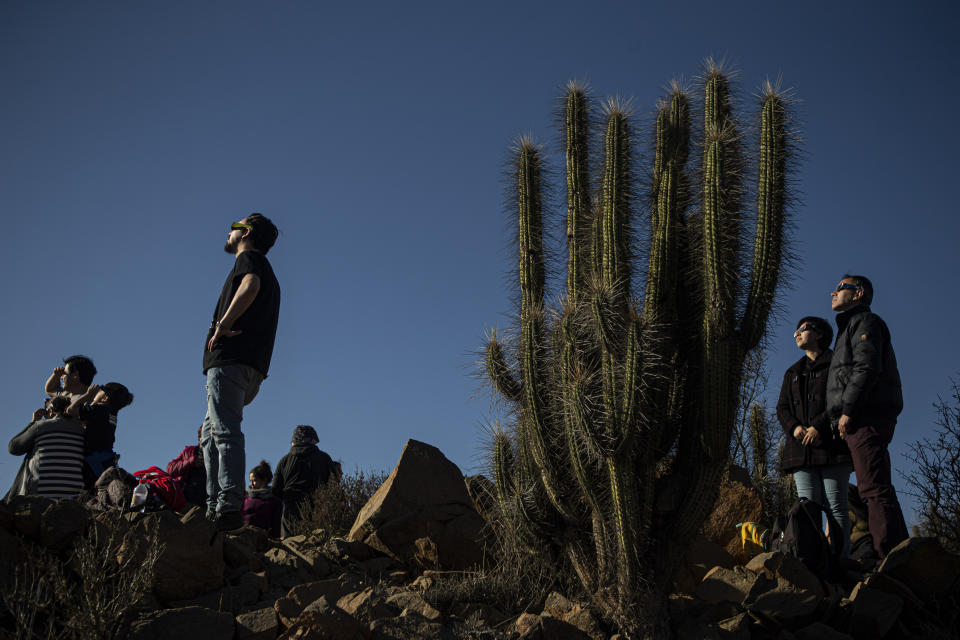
[224,237,237,254]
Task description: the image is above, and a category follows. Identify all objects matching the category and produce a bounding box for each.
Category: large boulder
[118,509,224,602]
[700,465,764,561]
[348,440,485,570]
[126,606,234,640]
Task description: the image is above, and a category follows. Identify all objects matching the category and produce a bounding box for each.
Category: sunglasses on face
[794,323,815,336]
[231,222,253,231]
[833,282,862,293]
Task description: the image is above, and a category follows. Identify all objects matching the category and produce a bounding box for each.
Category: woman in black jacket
[777,316,852,557]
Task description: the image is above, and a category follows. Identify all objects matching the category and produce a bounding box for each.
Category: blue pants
[201,364,263,515]
[793,463,853,558]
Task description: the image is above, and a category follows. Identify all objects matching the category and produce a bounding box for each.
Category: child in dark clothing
[67,382,133,489]
[242,460,281,536]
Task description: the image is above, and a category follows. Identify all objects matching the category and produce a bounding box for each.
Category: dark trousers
[845,421,909,558]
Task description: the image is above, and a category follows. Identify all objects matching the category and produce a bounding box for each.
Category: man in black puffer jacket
[273,425,340,537]
[826,274,908,558]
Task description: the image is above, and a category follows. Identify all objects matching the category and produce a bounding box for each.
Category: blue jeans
[793,463,852,558]
[201,364,263,515]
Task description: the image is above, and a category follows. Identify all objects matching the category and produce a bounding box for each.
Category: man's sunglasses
[231,222,253,231]
[833,282,862,293]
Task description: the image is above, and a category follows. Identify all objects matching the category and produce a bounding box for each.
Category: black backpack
[770,497,844,581]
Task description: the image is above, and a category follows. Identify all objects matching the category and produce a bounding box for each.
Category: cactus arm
[741,90,787,350]
[565,84,591,303]
[486,333,522,403]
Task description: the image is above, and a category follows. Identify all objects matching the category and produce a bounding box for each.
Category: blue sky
[2,1,957,527]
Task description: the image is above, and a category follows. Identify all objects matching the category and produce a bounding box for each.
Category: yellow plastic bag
[735,521,769,561]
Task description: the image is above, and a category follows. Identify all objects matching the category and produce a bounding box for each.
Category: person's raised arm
[67,385,100,417]
[44,366,65,396]
[207,273,261,351]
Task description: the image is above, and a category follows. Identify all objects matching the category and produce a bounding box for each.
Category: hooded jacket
[826,304,903,426]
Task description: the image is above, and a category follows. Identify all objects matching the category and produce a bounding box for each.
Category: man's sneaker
[213,510,243,532]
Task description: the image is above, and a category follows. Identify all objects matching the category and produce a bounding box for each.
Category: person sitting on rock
[166,426,208,510]
[242,459,281,536]
[67,381,133,489]
[273,425,340,537]
[7,396,85,499]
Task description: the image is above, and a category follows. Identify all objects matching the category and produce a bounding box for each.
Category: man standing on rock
[202,213,281,531]
[826,274,908,559]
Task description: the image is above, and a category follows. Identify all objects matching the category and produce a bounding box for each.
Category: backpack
[133,466,186,511]
[769,497,843,581]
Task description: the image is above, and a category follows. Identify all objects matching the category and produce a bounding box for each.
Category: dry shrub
[0,509,161,639]
[289,467,388,539]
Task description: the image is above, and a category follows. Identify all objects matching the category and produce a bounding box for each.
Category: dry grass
[0,510,161,639]
[289,467,388,540]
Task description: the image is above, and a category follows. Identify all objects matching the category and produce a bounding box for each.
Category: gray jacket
[826,304,903,426]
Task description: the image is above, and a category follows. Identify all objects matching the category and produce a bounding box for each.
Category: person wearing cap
[273,425,340,537]
[201,213,281,531]
[826,274,908,558]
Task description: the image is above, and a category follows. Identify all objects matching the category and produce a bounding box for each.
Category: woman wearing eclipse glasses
[776,316,853,558]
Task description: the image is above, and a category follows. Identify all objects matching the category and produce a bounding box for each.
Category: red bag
[133,466,187,511]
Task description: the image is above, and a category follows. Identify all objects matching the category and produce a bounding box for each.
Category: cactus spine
[485,65,793,623]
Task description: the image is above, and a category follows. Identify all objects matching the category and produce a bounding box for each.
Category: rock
[792,622,852,640]
[224,529,267,573]
[0,526,26,591]
[696,565,759,604]
[700,466,764,560]
[541,592,605,640]
[236,606,279,640]
[119,509,225,602]
[282,534,332,576]
[743,553,824,628]
[275,575,366,627]
[263,545,314,590]
[337,587,398,623]
[514,613,593,640]
[171,570,266,614]
[359,556,401,577]
[280,596,369,640]
[127,606,234,640]
[385,590,441,621]
[348,440,485,570]
[848,582,903,640]
[877,536,960,602]
[10,495,52,538]
[674,535,736,595]
[746,552,825,598]
[370,613,457,640]
[39,498,90,551]
[324,537,382,562]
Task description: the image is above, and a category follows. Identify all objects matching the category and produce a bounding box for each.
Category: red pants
[845,421,909,558]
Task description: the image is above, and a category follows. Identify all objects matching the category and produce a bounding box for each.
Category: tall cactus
[484,64,793,631]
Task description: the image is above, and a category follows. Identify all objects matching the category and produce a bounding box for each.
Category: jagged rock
[700,466,764,560]
[514,612,592,640]
[171,570,266,614]
[348,440,485,570]
[674,535,736,595]
[282,534,332,576]
[10,495,51,538]
[385,590,441,621]
[224,528,267,573]
[370,612,457,640]
[280,596,369,640]
[127,606,234,640]
[236,606,279,640]
[696,565,759,604]
[119,509,225,602]
[359,555,401,577]
[263,545,314,590]
[792,622,852,639]
[324,536,382,562]
[746,552,824,598]
[848,582,903,640]
[39,498,90,551]
[337,587,399,623]
[541,592,605,640]
[275,575,365,627]
[877,536,960,602]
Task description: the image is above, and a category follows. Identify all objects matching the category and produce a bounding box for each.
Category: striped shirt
[30,418,85,498]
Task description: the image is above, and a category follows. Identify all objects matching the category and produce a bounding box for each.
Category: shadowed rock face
[347,439,485,571]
